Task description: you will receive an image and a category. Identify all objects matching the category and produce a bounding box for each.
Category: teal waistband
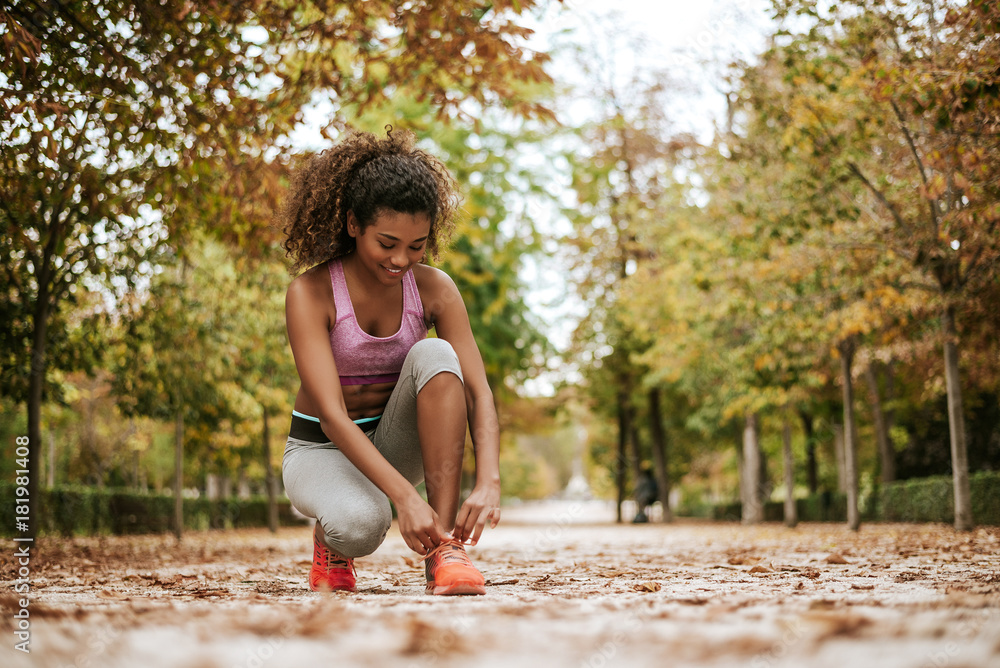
[291,409,382,426]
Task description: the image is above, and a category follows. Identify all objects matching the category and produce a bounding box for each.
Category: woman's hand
[452,481,501,546]
[395,493,447,555]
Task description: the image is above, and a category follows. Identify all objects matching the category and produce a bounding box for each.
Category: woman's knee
[316,499,392,558]
[408,338,463,390]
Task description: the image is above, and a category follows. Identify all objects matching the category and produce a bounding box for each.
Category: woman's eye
[410,245,424,251]
[379,242,393,249]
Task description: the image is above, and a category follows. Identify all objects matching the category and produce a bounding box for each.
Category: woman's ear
[346,210,360,238]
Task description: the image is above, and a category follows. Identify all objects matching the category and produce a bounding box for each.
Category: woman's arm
[285,271,446,554]
[420,266,502,545]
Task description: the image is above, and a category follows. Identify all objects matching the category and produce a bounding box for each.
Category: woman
[280,127,501,595]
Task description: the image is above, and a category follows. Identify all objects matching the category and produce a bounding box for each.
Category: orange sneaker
[422,536,486,596]
[309,539,356,592]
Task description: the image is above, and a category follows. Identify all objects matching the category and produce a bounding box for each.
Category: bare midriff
[294,381,395,423]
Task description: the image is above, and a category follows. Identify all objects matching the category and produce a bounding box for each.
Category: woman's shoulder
[412,263,462,322]
[286,261,335,308]
[412,263,458,296]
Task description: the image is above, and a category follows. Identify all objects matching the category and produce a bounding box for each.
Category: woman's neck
[340,253,400,298]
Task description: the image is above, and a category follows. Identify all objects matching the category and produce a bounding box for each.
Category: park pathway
[2,500,999,668]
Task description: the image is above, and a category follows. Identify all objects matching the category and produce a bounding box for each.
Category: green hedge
[707,471,1000,526]
[880,471,1000,525]
[0,482,308,537]
[710,492,849,523]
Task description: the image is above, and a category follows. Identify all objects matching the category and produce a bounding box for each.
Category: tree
[769,0,1000,529]
[1,0,558,536]
[558,21,688,521]
[113,241,236,539]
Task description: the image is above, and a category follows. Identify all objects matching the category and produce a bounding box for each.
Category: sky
[530,0,772,128]
[516,0,774,394]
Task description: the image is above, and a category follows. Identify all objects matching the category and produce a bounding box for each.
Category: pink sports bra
[328,259,427,386]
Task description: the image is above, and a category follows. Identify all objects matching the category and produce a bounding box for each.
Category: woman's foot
[310,539,356,592]
[422,537,485,595]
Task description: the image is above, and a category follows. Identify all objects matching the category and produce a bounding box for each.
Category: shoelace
[315,543,357,575]
[420,537,472,565]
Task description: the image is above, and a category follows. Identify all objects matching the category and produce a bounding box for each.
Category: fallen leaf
[401,619,466,656]
[749,565,774,574]
[809,599,838,610]
[360,587,393,594]
[597,569,629,578]
[188,588,229,598]
[632,581,662,592]
[825,553,849,565]
[806,612,872,639]
[96,589,125,599]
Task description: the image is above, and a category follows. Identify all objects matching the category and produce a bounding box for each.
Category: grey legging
[282,337,464,558]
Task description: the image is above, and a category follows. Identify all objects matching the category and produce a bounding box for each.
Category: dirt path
[3,500,999,668]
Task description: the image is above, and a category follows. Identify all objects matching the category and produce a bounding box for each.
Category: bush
[708,494,848,523]
[880,471,1000,525]
[0,482,309,537]
[971,471,1000,526]
[706,471,1000,525]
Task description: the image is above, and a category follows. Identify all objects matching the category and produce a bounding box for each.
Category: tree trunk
[742,413,763,524]
[615,391,629,524]
[628,426,642,514]
[628,423,642,498]
[263,407,278,533]
[24,282,54,539]
[647,388,673,522]
[782,414,797,528]
[833,422,846,493]
[885,362,897,468]
[174,410,184,541]
[798,409,818,494]
[865,363,896,483]
[133,449,140,492]
[839,339,860,531]
[47,429,56,489]
[942,305,973,531]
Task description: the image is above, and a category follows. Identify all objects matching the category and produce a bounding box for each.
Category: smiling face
[346,208,431,284]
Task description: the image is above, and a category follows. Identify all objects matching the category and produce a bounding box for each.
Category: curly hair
[280,127,460,274]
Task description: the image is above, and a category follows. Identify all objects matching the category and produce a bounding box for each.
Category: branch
[1,248,22,294]
[960,240,987,287]
[828,240,916,263]
[47,108,93,220]
[832,182,913,258]
[37,102,99,282]
[69,97,99,167]
[891,279,939,294]
[845,161,908,230]
[802,99,843,151]
[0,195,24,236]
[23,0,127,74]
[48,263,77,310]
[888,99,929,188]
